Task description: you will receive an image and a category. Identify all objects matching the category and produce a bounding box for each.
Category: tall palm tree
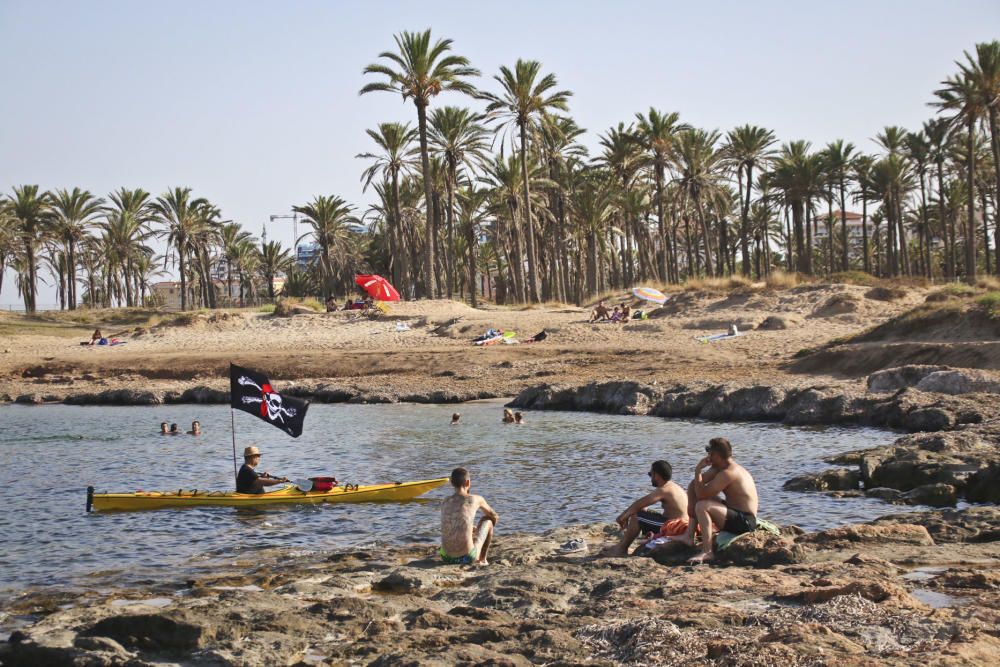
[428,106,491,299]
[672,129,725,276]
[257,240,291,301]
[357,122,417,289]
[924,118,956,277]
[769,141,815,274]
[455,187,489,307]
[0,201,16,298]
[634,109,687,282]
[724,125,778,276]
[105,188,155,307]
[219,222,255,306]
[48,188,105,309]
[484,59,571,302]
[822,140,857,272]
[7,185,51,313]
[361,30,480,298]
[851,154,878,275]
[934,73,984,282]
[153,187,211,310]
[904,131,933,276]
[293,195,359,300]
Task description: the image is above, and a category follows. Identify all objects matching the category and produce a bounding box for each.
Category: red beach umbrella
[355,274,400,302]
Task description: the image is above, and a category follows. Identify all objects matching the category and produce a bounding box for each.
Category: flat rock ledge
[7,384,504,407]
[4,514,1000,666]
[509,378,1000,507]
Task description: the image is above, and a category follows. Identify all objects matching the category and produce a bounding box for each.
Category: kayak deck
[87,478,448,512]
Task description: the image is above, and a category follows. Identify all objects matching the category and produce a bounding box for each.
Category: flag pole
[231,408,238,485]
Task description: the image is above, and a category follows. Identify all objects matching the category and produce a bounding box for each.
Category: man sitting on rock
[601,460,688,557]
[440,467,498,565]
[677,438,759,564]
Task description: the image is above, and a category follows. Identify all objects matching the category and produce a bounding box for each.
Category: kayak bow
[86,477,448,512]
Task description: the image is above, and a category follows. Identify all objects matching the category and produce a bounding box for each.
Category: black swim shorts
[636,510,665,534]
[722,507,757,535]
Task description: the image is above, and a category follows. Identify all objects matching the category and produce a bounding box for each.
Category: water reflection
[0,401,902,596]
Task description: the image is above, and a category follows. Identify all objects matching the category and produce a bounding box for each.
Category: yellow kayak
[87,478,448,512]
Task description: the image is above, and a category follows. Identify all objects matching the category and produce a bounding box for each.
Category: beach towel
[696,331,742,344]
[395,321,411,332]
[715,518,781,552]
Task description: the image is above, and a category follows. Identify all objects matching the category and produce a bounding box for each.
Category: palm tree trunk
[965,117,978,283]
[695,198,714,276]
[655,163,669,282]
[980,185,991,275]
[518,121,540,302]
[739,164,752,276]
[861,194,870,275]
[445,165,456,300]
[936,159,952,279]
[839,178,849,272]
[415,101,436,298]
[178,246,188,311]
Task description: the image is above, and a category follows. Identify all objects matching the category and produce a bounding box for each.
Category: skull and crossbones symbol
[238,375,297,423]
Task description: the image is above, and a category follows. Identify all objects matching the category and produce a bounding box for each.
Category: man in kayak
[601,460,688,557]
[676,437,759,564]
[440,467,498,565]
[236,446,289,494]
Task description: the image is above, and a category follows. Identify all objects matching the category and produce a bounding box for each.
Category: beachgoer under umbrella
[440,467,498,565]
[601,460,688,557]
[236,446,289,494]
[677,438,759,564]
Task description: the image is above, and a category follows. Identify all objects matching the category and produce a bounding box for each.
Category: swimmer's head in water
[649,460,672,484]
[160,422,168,433]
[451,413,460,423]
[169,423,179,434]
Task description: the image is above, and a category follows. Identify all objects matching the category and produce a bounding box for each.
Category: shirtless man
[677,437,759,564]
[440,467,498,565]
[601,460,688,557]
[589,300,610,323]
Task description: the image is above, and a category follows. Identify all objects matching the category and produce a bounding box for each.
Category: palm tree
[635,109,687,282]
[361,30,480,298]
[219,222,255,306]
[428,106,491,299]
[153,187,211,310]
[455,187,489,306]
[0,201,16,297]
[904,131,933,276]
[104,188,155,307]
[924,118,956,277]
[769,141,816,274]
[7,185,51,313]
[934,73,984,282]
[724,125,778,276]
[293,195,359,299]
[672,129,725,276]
[357,122,417,290]
[257,240,291,301]
[484,59,571,302]
[48,188,105,309]
[851,155,878,274]
[822,140,856,272]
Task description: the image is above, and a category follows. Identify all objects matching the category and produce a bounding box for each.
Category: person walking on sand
[601,460,688,557]
[676,438,759,564]
[440,467,498,565]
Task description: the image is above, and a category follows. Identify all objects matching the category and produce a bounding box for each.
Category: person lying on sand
[601,460,688,557]
[676,438,759,564]
[502,408,515,424]
[90,329,103,345]
[589,300,610,323]
[440,467,498,566]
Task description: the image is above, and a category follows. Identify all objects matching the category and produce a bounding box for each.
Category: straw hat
[243,445,261,458]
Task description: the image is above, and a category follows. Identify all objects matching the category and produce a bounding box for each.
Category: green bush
[977,291,1000,315]
[829,271,878,286]
[258,303,276,313]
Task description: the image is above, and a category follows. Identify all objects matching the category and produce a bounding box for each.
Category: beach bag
[308,476,339,492]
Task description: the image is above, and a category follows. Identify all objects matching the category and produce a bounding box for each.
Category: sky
[1,0,997,308]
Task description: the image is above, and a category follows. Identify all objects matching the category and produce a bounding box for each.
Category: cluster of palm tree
[355,33,1000,302]
[4,36,999,312]
[0,186,297,313]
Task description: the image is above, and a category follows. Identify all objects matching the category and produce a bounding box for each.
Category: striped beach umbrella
[631,286,668,304]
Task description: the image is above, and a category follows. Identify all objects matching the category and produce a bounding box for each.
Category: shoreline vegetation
[3,29,1000,666]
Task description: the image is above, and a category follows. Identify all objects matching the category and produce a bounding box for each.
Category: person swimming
[159,422,168,435]
[169,423,180,435]
[513,412,525,424]
[187,420,201,436]
[502,409,515,424]
[451,413,461,425]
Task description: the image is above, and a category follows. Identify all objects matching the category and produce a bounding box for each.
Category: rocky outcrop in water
[4,515,1000,666]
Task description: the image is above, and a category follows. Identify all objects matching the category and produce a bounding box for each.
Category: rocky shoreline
[508,366,1000,508]
[4,509,1000,666]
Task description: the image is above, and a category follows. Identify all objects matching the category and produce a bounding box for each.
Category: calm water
[0,401,902,598]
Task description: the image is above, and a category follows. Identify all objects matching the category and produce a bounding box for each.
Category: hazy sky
[1,0,997,308]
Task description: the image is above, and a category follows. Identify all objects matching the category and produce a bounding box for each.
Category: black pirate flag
[229,364,310,437]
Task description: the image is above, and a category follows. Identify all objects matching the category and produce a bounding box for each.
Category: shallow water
[0,401,905,597]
